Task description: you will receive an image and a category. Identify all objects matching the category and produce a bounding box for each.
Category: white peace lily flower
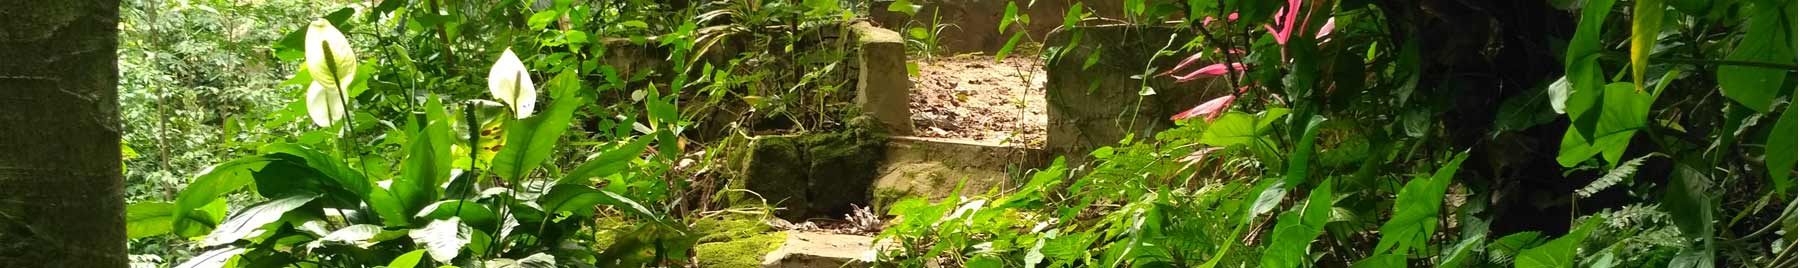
[305,81,347,127]
[305,19,357,91]
[487,48,536,118]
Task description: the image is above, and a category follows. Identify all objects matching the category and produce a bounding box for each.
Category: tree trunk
[0,0,126,267]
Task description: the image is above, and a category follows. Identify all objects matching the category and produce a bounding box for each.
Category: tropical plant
[877,0,1796,267]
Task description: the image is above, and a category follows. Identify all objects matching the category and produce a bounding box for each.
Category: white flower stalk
[304,81,347,127]
[305,19,357,92]
[487,48,536,118]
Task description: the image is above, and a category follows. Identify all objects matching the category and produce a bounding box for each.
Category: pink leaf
[1160,52,1208,77]
[1316,18,1336,39]
[1173,63,1244,82]
[1171,93,1238,122]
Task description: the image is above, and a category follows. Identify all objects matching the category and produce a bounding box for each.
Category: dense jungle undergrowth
[111,0,1793,267]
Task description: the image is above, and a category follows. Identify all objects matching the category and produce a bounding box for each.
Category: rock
[735,135,812,220]
[761,231,874,268]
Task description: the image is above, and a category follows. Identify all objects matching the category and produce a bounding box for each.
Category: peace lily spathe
[487,48,536,118]
[306,19,357,92]
[304,81,347,127]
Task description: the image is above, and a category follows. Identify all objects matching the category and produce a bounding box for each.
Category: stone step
[761,231,875,268]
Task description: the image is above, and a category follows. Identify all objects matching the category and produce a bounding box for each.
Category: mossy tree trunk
[0,0,126,267]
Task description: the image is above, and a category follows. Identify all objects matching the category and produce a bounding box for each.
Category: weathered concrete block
[873,136,1051,208]
[851,22,914,135]
[1043,25,1229,161]
[731,131,886,221]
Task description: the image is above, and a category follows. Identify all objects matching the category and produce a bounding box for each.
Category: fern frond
[1576,155,1656,198]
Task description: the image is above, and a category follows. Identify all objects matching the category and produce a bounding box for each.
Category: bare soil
[908,55,1047,147]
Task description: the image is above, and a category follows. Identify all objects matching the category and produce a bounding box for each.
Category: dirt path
[908,55,1047,147]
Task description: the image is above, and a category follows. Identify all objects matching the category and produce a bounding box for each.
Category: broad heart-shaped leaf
[1768,103,1797,192]
[172,156,277,236]
[1375,152,1469,255]
[488,48,537,118]
[1662,163,1716,265]
[557,137,653,185]
[1514,217,1602,268]
[304,81,347,128]
[387,250,429,268]
[203,194,321,246]
[1259,181,1335,268]
[175,246,245,268]
[1283,115,1326,186]
[410,218,473,263]
[539,184,659,219]
[1717,0,1795,113]
[305,19,356,92]
[396,97,454,219]
[491,94,586,183]
[126,202,177,239]
[1563,0,1618,141]
[1557,83,1657,167]
[260,143,368,199]
[1201,109,1292,147]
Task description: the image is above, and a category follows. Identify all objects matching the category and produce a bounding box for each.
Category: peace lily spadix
[487,48,536,119]
[303,19,356,127]
[305,19,356,93]
[304,81,347,127]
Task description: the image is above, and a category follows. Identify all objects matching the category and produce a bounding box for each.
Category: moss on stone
[692,216,772,243]
[694,231,786,267]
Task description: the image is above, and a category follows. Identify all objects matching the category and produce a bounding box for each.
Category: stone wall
[869,0,1128,55]
[729,130,886,221]
[1043,25,1230,160]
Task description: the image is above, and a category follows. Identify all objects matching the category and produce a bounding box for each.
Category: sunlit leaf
[1628,0,1665,92]
[203,194,321,246]
[409,218,473,263]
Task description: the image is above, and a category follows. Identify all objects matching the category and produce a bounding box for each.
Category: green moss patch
[692,217,787,267]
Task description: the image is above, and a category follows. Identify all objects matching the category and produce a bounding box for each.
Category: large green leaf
[202,194,321,246]
[397,97,454,218]
[1375,152,1469,255]
[1717,0,1795,113]
[492,94,586,182]
[174,246,246,268]
[260,143,368,198]
[1284,116,1326,186]
[558,137,653,185]
[409,218,473,263]
[539,184,659,219]
[1629,0,1666,92]
[126,202,177,239]
[416,200,498,231]
[387,250,429,268]
[1662,164,1715,266]
[1260,181,1335,268]
[1769,103,1797,192]
[1514,218,1602,268]
[1563,0,1620,141]
[1201,109,1290,147]
[172,156,276,236]
[1557,83,1657,167]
